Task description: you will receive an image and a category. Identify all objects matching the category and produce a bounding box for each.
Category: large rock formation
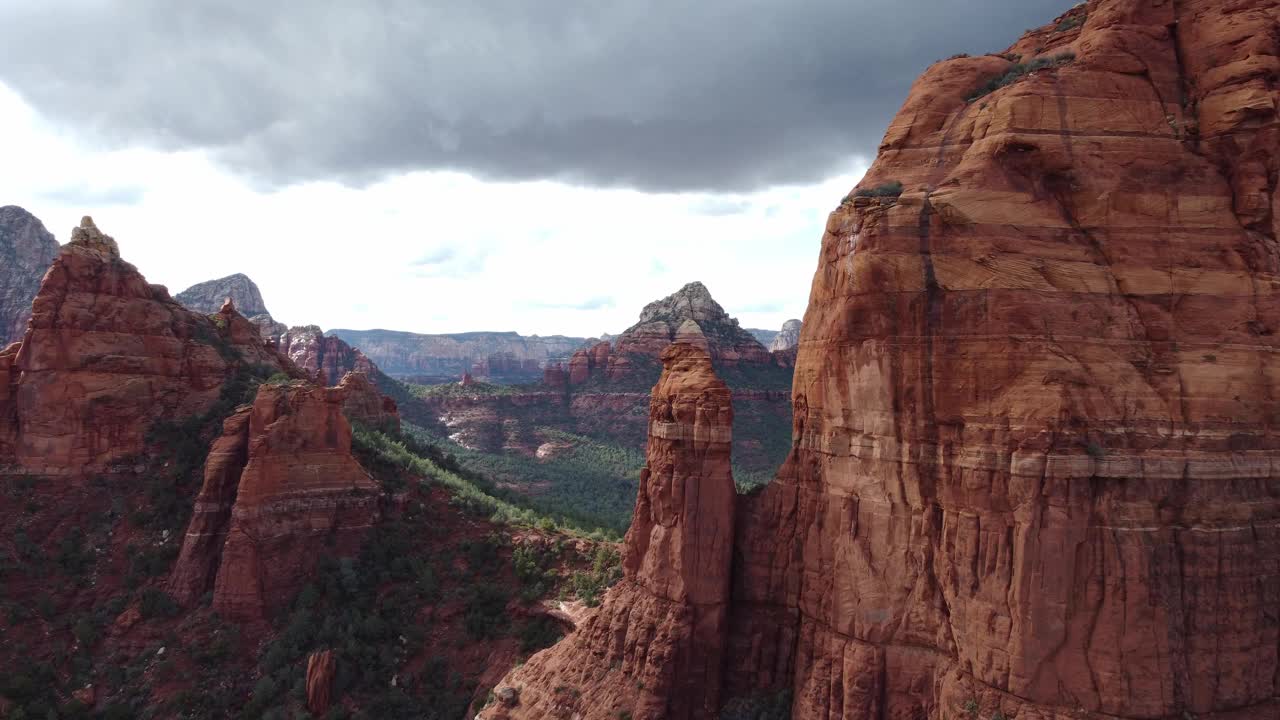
[169,380,381,619]
[488,1,1280,718]
[484,342,736,720]
[327,328,588,379]
[278,325,378,386]
[336,370,400,432]
[766,319,802,353]
[176,273,287,339]
[610,282,770,374]
[0,217,287,473]
[0,206,60,344]
[567,340,611,386]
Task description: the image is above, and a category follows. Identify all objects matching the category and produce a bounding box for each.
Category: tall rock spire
[482,341,736,720]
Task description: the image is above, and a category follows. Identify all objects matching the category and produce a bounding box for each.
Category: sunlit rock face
[169,380,381,620]
[729,0,1280,717]
[481,1,1280,718]
[1,217,288,473]
[481,342,736,720]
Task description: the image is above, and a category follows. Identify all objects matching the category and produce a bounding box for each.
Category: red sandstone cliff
[606,282,771,381]
[168,380,382,619]
[485,2,1280,718]
[278,325,379,386]
[0,217,289,473]
[483,342,736,720]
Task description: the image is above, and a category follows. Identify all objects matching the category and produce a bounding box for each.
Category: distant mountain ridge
[329,328,589,378]
[176,273,287,338]
[0,206,61,344]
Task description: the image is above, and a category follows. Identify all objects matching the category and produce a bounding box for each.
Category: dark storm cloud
[0,0,1073,192]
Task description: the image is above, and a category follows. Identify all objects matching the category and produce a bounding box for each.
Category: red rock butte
[483,1,1280,718]
[169,380,384,620]
[485,342,736,719]
[0,216,289,473]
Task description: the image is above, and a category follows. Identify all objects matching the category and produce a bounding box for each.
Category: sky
[0,0,1073,337]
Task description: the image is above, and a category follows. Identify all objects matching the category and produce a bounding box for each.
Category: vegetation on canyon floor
[0,371,623,719]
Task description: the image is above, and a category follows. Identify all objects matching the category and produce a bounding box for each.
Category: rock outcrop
[278,326,378,386]
[0,217,287,473]
[766,319,801,353]
[609,282,770,374]
[167,380,381,619]
[0,206,60,345]
[176,273,287,339]
[305,650,336,716]
[336,371,400,432]
[487,2,1280,718]
[567,341,611,385]
[483,342,736,720]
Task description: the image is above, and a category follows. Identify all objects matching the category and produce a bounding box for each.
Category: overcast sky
[0,0,1071,336]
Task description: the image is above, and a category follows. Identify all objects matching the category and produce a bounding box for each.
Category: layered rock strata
[488,1,1280,718]
[609,282,770,376]
[0,206,60,345]
[483,342,735,719]
[336,370,400,432]
[567,341,611,385]
[278,326,378,386]
[0,217,287,473]
[169,381,381,619]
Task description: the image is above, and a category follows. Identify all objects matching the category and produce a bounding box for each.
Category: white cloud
[0,81,868,337]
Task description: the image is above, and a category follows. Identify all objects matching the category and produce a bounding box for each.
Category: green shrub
[464,584,510,639]
[519,616,563,653]
[1054,15,1085,32]
[966,53,1076,102]
[570,546,623,607]
[139,588,179,619]
[852,180,905,199]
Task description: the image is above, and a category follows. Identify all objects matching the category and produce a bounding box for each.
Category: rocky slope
[176,273,287,339]
[0,217,600,718]
[169,379,383,620]
[609,282,771,375]
[328,328,588,379]
[277,325,379,386]
[484,343,736,720]
[483,1,1280,718]
[766,319,801,352]
[1,218,291,473]
[0,206,61,345]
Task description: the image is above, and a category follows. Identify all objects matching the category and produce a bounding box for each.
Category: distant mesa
[329,327,590,381]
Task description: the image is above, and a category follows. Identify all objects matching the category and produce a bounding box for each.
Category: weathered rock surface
[279,325,378,386]
[609,282,770,376]
[488,1,1280,718]
[482,343,736,720]
[328,329,588,379]
[176,272,287,340]
[766,319,802,353]
[0,206,60,345]
[0,217,287,473]
[183,381,381,620]
[336,370,400,432]
[567,341,611,386]
[306,649,336,716]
